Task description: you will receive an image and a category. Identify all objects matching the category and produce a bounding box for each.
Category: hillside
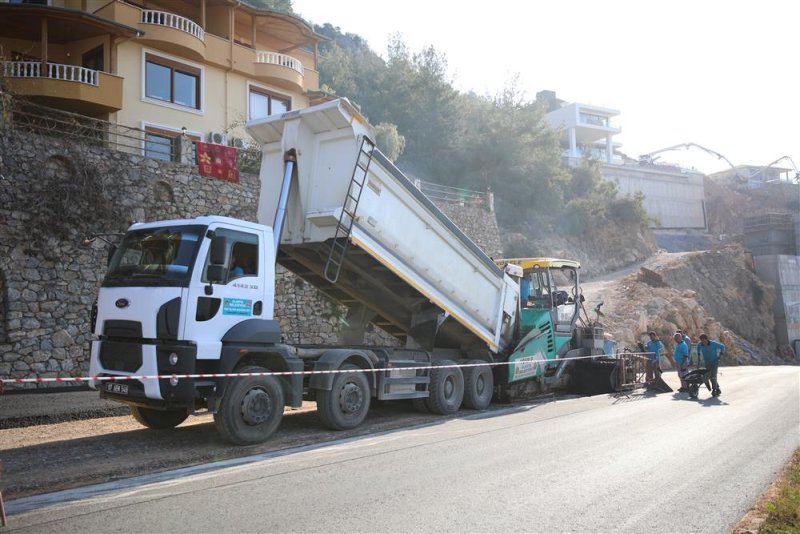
[581,245,796,365]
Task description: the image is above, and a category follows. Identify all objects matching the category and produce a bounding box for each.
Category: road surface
[5,366,799,533]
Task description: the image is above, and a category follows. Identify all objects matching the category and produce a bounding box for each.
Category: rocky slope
[582,245,796,366]
[504,221,658,278]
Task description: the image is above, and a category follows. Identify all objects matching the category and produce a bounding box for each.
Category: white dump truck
[89,99,608,444]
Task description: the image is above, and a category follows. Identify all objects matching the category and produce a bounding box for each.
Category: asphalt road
[5,366,799,533]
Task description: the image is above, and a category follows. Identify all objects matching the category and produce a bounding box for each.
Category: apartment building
[537,90,706,229]
[0,0,325,158]
[537,89,622,166]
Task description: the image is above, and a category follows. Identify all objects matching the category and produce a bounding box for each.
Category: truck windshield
[104,225,205,287]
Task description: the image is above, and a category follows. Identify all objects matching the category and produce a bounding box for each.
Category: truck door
[183,226,270,359]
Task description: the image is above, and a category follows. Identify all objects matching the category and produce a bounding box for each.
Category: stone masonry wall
[0,127,258,387]
[0,126,502,387]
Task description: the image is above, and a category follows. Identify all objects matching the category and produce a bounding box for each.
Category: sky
[292,0,798,176]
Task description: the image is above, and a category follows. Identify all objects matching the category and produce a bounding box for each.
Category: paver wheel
[131,406,188,429]
[214,365,284,445]
[316,364,371,430]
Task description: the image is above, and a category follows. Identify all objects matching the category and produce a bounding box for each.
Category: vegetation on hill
[234,2,652,259]
[310,23,651,255]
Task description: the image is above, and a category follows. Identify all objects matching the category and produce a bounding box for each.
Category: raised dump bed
[247,100,519,353]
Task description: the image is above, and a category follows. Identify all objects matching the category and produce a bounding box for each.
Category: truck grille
[100,320,144,372]
[99,341,143,372]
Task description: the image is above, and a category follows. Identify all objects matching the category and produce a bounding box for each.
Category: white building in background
[537,90,706,230]
[538,90,622,165]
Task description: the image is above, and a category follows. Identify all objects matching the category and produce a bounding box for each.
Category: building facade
[538,90,706,230]
[0,0,325,158]
[538,89,622,165]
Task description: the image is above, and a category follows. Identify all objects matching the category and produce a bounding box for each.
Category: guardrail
[413,179,494,210]
[3,61,99,86]
[0,92,174,159]
[141,9,204,40]
[255,51,304,75]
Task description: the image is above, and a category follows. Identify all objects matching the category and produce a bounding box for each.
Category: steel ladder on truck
[324,136,375,283]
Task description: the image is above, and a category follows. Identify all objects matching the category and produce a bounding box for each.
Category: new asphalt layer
[0,388,127,429]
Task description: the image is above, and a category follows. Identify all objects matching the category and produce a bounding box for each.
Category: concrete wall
[754,255,800,348]
[601,163,706,229]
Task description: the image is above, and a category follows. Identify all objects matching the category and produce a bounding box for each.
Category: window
[145,53,201,110]
[248,86,290,120]
[104,225,205,287]
[144,126,200,162]
[144,126,178,161]
[200,229,260,284]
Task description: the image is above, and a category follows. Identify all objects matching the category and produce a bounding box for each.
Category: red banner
[196,141,239,183]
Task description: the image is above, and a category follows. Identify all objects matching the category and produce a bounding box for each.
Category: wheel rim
[444,376,455,399]
[475,374,485,396]
[338,382,364,414]
[241,387,272,425]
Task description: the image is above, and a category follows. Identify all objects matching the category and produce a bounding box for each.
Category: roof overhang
[225,0,328,51]
[0,4,142,42]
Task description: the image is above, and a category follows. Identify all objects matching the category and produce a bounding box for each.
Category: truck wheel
[214,365,284,445]
[462,360,493,410]
[316,364,371,430]
[425,359,464,415]
[130,406,188,429]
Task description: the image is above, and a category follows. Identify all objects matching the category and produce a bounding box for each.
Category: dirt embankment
[583,245,796,365]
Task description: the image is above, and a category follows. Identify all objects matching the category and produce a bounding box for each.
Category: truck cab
[89,217,294,427]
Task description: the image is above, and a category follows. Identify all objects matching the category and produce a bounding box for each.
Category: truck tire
[425,360,464,415]
[316,364,371,430]
[130,406,188,429]
[411,397,429,413]
[462,360,493,410]
[214,365,284,445]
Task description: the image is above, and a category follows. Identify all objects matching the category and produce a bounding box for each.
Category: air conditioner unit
[208,131,227,145]
[229,137,245,149]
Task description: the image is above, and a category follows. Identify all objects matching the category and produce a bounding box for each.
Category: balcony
[253,51,305,92]
[3,61,123,115]
[138,9,206,61]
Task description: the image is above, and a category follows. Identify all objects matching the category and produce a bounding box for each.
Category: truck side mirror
[206,264,227,283]
[207,235,228,284]
[210,235,227,265]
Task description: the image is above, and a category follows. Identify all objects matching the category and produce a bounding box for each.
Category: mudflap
[568,358,618,396]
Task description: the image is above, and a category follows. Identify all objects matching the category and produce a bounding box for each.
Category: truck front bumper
[91,339,197,410]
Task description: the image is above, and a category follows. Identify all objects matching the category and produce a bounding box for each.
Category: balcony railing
[255,51,304,75]
[141,9,204,40]
[3,61,99,85]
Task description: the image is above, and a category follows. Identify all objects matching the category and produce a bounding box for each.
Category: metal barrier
[413,179,493,209]
[613,350,648,391]
[0,92,174,159]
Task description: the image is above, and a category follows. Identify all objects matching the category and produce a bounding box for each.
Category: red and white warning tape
[0,352,650,386]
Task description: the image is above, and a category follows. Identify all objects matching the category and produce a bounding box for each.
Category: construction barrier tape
[0,352,650,385]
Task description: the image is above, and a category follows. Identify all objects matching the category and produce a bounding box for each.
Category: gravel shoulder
[0,397,494,500]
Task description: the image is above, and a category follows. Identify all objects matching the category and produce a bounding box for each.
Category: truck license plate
[106,382,129,395]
